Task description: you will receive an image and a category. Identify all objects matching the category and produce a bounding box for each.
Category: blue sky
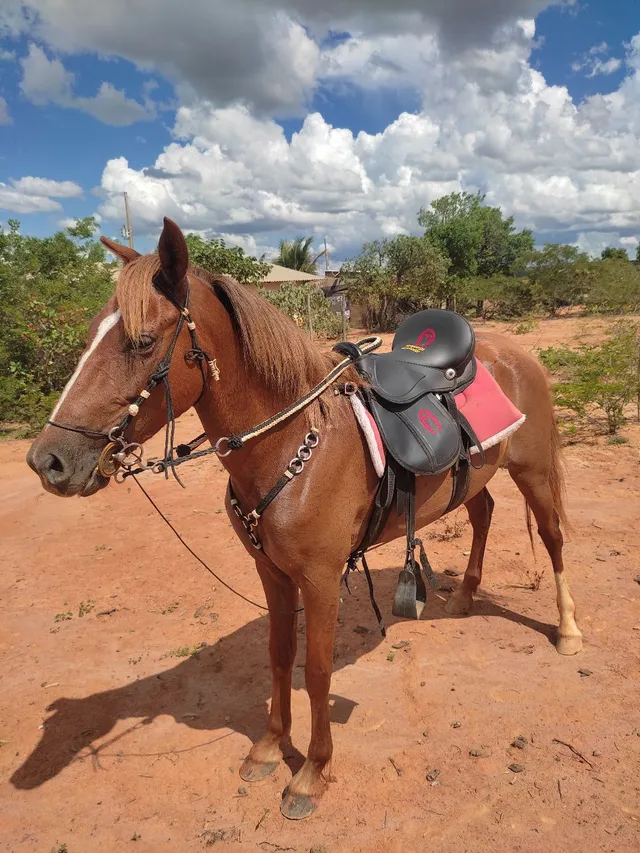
[1,0,640,259]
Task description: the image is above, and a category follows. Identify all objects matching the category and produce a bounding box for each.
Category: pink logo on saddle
[415,328,435,348]
[418,409,442,435]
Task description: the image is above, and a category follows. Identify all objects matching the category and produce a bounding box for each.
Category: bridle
[48,276,220,486]
[47,271,382,525]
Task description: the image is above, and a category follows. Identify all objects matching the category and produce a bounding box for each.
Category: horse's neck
[190,279,304,484]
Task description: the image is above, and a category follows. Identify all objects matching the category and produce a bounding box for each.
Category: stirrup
[392,557,427,620]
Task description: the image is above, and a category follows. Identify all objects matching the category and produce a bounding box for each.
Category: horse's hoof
[556,633,583,656]
[444,590,473,616]
[280,789,318,820]
[239,758,279,782]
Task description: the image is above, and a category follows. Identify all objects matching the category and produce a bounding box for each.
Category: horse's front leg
[240,557,298,782]
[280,567,341,820]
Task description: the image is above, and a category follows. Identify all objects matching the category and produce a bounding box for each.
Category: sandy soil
[1,315,639,853]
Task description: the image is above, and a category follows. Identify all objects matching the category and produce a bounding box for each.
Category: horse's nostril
[41,452,71,487]
[47,454,65,474]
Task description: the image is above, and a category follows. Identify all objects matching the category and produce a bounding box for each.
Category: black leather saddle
[335,309,484,628]
[337,309,478,477]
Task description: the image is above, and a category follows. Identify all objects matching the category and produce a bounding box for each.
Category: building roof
[261,263,326,283]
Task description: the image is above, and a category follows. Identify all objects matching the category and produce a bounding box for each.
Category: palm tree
[275,236,319,274]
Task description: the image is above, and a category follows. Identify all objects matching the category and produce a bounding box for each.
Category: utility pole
[324,237,328,275]
[123,192,134,249]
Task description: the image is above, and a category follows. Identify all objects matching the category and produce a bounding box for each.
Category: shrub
[539,323,640,434]
[258,282,342,339]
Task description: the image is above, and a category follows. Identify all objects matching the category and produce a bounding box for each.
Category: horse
[26,217,582,820]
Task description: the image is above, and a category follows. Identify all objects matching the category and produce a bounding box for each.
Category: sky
[1,0,640,262]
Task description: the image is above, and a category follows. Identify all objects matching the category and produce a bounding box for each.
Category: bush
[539,323,640,434]
[341,236,449,331]
[258,282,342,339]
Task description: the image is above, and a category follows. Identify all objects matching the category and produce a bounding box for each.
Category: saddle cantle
[358,308,476,404]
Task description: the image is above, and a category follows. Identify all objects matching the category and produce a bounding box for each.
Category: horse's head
[27,218,208,497]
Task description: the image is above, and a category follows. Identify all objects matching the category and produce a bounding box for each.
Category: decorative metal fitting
[444,368,456,380]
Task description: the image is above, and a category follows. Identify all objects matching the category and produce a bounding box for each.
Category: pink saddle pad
[351,359,526,478]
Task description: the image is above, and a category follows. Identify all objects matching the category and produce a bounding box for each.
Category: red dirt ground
[1,316,639,853]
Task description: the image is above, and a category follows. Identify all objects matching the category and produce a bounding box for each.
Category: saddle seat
[358,308,476,404]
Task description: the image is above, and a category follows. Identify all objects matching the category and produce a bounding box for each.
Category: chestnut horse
[27,218,582,820]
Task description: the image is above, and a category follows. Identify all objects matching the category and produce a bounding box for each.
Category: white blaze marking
[50,309,121,419]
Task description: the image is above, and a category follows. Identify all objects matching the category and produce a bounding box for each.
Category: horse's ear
[100,236,140,264]
[158,217,189,291]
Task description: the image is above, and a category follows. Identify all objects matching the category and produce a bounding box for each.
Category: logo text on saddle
[402,327,436,353]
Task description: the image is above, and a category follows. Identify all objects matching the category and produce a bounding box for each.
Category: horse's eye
[132,334,156,355]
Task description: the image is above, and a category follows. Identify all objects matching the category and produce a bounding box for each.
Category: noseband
[48,277,220,486]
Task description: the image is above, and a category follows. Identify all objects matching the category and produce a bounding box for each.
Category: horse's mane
[115,255,343,401]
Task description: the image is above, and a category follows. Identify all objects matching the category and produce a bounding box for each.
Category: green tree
[418,191,533,313]
[275,236,319,274]
[584,259,640,313]
[0,220,115,431]
[601,247,629,261]
[342,235,449,330]
[524,243,590,315]
[185,234,269,284]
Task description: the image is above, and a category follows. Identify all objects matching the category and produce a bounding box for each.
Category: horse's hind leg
[445,487,494,615]
[508,465,582,655]
[240,557,298,782]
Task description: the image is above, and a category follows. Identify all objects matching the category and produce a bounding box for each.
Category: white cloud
[10,176,83,198]
[572,40,622,78]
[0,48,16,60]
[0,182,62,213]
[92,22,640,257]
[20,44,156,125]
[0,176,83,214]
[573,231,634,258]
[4,1,640,253]
[5,0,557,114]
[0,96,11,124]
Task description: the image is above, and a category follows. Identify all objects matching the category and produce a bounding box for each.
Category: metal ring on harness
[304,430,319,448]
[214,436,233,458]
[288,457,304,475]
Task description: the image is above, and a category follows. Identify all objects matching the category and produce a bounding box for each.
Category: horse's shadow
[10,569,556,791]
